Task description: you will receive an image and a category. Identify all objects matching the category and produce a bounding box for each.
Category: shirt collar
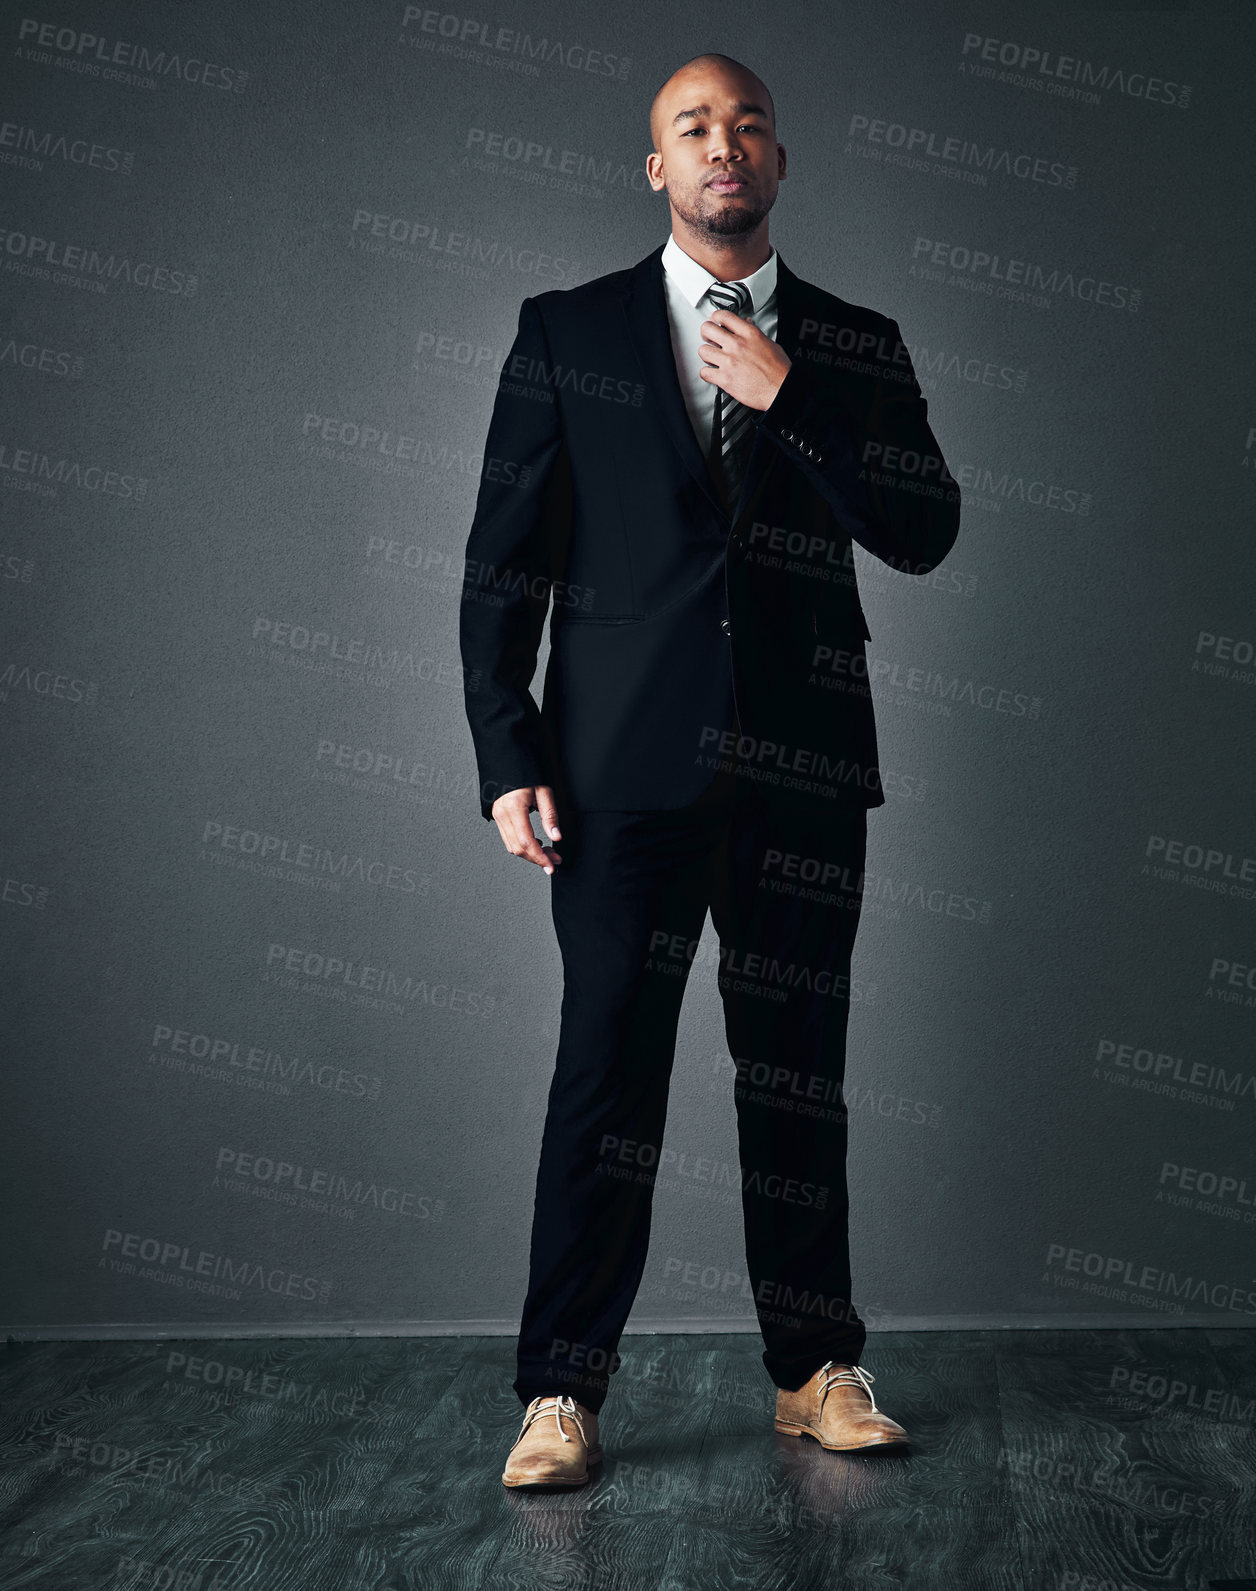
[662,233,778,313]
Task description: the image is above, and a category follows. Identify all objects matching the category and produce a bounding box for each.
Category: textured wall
[2,2,1254,1337]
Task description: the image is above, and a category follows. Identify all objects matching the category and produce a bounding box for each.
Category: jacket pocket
[553,611,641,626]
[811,605,871,642]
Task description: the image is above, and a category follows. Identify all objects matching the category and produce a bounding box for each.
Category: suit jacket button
[720,618,732,635]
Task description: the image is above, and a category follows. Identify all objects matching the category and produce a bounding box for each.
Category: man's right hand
[491,785,563,874]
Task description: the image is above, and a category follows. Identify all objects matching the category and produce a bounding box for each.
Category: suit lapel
[623,242,725,517]
[729,248,808,521]
[766,251,807,362]
[731,250,807,525]
[621,243,813,528]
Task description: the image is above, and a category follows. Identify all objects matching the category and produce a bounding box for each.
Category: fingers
[700,311,757,380]
[491,787,563,874]
[701,312,752,343]
[698,351,737,391]
[534,786,563,844]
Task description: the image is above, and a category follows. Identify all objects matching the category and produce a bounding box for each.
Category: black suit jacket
[459,240,961,821]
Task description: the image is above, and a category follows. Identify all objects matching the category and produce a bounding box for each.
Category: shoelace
[509,1393,587,1451]
[815,1360,879,1415]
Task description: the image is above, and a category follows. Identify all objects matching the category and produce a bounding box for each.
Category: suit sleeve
[459,296,568,821]
[756,315,961,575]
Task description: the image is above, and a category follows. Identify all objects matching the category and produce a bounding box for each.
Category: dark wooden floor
[0,1329,1252,1590]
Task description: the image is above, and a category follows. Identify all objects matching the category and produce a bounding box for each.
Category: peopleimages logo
[846,113,1077,189]
[0,221,199,295]
[1106,1363,1255,1424]
[862,654,1042,719]
[1142,833,1256,902]
[264,941,497,1019]
[951,461,1090,516]
[298,411,531,493]
[214,1147,444,1221]
[1,869,50,909]
[397,9,631,79]
[0,337,84,378]
[251,615,476,692]
[1044,1242,1256,1315]
[99,1228,332,1303]
[1158,1161,1256,1222]
[1207,955,1256,1005]
[0,660,97,705]
[599,1134,827,1210]
[462,127,651,192]
[0,120,134,174]
[903,340,1029,396]
[1194,625,1256,686]
[349,209,582,284]
[909,235,1139,312]
[0,438,148,500]
[959,32,1191,109]
[149,1021,382,1101]
[1094,1036,1256,1106]
[199,818,428,896]
[15,18,249,92]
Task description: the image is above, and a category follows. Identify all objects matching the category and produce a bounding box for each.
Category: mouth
[707,174,748,193]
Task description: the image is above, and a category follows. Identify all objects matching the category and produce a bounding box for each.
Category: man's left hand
[698,311,793,411]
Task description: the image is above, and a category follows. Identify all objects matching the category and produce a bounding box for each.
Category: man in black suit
[459,52,961,1487]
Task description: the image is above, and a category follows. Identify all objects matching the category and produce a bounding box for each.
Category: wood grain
[0,1329,1251,1589]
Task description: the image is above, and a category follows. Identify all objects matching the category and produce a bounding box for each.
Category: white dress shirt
[660,232,779,455]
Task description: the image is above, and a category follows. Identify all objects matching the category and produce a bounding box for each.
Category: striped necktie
[705,277,757,514]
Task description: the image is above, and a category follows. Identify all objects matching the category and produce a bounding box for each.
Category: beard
[669,179,774,241]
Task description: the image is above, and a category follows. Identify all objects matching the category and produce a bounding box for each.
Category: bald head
[648,53,776,151]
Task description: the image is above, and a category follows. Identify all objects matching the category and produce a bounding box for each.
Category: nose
[707,128,744,163]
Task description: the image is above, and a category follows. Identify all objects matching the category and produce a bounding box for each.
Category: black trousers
[513,761,870,1413]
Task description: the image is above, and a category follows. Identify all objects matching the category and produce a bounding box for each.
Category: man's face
[647,67,785,242]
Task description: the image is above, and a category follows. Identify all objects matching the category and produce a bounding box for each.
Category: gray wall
[3,1,1254,1338]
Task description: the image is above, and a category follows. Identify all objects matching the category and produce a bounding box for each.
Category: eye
[681,123,764,137]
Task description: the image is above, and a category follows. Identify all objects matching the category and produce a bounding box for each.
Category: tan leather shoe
[501,1394,602,1488]
[775,1361,908,1451]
